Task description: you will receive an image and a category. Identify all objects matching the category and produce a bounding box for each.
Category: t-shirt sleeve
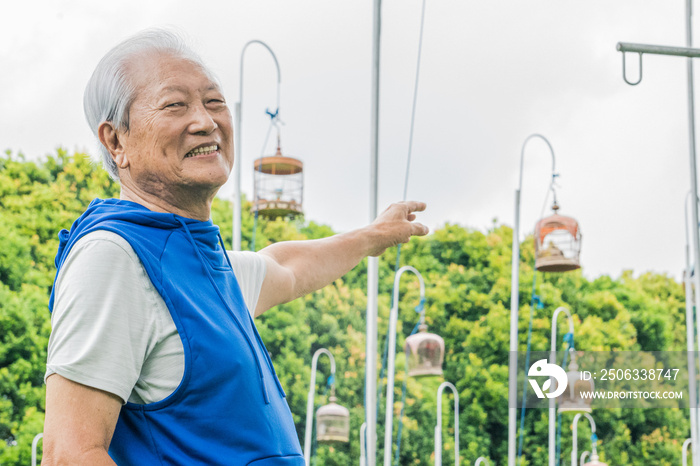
[226,250,267,318]
[45,231,159,404]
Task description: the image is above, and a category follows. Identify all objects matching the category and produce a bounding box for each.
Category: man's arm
[254,201,428,316]
[42,375,121,465]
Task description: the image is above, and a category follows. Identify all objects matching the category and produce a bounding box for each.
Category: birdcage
[558,352,594,413]
[535,202,581,272]
[583,455,608,466]
[404,324,445,377]
[252,145,303,218]
[316,394,350,443]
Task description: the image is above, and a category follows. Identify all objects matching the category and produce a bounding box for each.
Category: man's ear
[98,122,129,169]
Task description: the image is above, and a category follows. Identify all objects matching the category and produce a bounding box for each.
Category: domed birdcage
[252,144,303,218]
[583,454,608,466]
[404,324,445,377]
[316,391,350,444]
[558,350,594,413]
[534,202,582,272]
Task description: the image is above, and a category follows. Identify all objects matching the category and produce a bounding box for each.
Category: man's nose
[189,103,218,135]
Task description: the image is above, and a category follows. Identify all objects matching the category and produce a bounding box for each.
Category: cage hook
[621,51,643,86]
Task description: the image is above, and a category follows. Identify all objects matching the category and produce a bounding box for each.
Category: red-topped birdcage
[252,144,303,218]
[534,202,582,272]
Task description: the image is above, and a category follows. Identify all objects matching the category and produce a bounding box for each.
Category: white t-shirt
[45,230,267,405]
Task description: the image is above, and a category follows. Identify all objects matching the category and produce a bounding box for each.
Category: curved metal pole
[517,134,556,193]
[580,451,590,466]
[434,382,459,466]
[571,413,596,466]
[685,438,693,466]
[474,458,489,466]
[384,266,426,466]
[304,348,336,466]
[233,40,281,251]
[508,134,557,466]
[31,433,43,466]
[685,190,700,466]
[550,307,574,466]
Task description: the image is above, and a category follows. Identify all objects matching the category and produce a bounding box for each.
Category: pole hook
[621,51,643,86]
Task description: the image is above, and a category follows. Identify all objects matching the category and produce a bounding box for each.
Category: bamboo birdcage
[316,393,350,443]
[252,145,303,218]
[535,202,582,272]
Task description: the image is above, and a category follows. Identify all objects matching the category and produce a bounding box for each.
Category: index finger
[404,201,426,213]
[411,222,429,237]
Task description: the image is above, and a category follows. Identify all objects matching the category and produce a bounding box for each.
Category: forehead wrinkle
[161,85,188,94]
[160,84,220,95]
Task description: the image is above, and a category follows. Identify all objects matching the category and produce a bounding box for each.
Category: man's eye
[206,100,228,111]
[165,102,185,108]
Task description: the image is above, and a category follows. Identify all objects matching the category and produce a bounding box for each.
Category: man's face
[119,53,233,199]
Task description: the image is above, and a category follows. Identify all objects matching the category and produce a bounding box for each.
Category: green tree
[0,149,694,465]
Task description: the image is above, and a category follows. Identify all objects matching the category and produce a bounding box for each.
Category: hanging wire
[555,334,574,466]
[394,322,421,466]
[517,270,542,459]
[390,0,428,269]
[251,109,281,251]
[376,304,422,458]
[376,0,428,462]
[590,432,598,457]
[539,173,560,220]
[377,324,391,425]
[516,170,561,461]
[401,0,427,202]
[311,374,334,466]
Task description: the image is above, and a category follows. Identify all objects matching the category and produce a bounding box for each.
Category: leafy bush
[0,150,691,465]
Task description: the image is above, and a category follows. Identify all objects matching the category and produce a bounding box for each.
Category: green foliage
[0,150,694,464]
[0,149,115,464]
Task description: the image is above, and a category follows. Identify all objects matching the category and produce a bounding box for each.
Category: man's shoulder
[226,250,267,275]
[75,229,134,246]
[69,230,139,263]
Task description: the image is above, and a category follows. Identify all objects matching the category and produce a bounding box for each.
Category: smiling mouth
[185,145,219,158]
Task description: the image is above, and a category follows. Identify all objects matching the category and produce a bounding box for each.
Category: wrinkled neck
[119,183,214,221]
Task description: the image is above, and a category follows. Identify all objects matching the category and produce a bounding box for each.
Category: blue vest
[50,198,304,465]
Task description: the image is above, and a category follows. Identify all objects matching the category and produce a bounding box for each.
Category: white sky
[1,0,697,281]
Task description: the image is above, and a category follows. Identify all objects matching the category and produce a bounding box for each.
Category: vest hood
[50,198,221,312]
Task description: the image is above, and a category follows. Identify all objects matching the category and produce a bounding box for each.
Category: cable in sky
[401,0,427,203]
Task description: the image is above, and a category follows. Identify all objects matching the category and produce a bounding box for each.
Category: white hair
[83,28,211,181]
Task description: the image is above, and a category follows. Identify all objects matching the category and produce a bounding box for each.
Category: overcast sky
[1,0,697,281]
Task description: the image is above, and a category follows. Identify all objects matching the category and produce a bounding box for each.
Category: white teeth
[185,145,218,158]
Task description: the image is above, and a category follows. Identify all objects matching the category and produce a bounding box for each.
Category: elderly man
[42,29,428,466]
